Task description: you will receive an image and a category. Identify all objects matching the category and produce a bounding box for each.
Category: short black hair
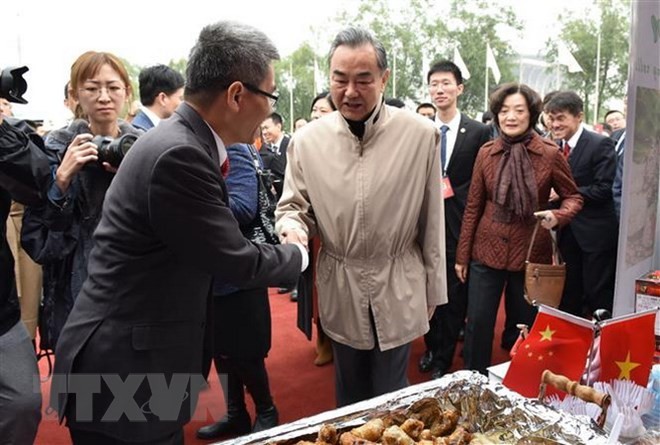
[489,82,542,133]
[542,90,559,107]
[416,102,435,113]
[139,65,185,106]
[427,60,463,85]
[604,109,624,120]
[385,98,405,108]
[268,112,283,126]
[185,21,279,107]
[600,121,613,133]
[481,110,494,123]
[544,91,583,116]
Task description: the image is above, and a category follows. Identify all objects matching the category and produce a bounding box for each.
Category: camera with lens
[0,66,29,104]
[91,134,137,168]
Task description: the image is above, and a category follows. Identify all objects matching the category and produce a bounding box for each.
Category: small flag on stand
[503,305,593,398]
[313,58,325,94]
[597,310,656,387]
[486,43,501,84]
[453,47,471,80]
[557,41,583,73]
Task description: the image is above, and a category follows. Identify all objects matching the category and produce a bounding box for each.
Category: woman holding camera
[455,83,583,375]
[22,51,142,351]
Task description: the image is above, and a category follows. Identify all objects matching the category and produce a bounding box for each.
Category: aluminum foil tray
[212,370,611,445]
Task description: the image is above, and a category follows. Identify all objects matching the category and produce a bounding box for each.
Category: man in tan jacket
[276,26,447,407]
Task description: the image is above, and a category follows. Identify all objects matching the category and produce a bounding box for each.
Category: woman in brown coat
[455,83,583,375]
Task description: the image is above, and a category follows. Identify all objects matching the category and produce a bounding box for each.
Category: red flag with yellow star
[597,310,656,386]
[503,305,594,398]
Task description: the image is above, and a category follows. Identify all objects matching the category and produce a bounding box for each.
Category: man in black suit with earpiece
[420,60,491,379]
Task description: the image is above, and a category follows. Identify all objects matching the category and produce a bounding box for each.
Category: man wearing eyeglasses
[51,21,307,445]
[276,27,446,407]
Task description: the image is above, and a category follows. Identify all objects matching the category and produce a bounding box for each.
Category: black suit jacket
[51,103,302,441]
[444,114,491,255]
[564,128,618,251]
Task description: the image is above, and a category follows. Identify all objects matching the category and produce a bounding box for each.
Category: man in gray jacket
[51,21,307,444]
[277,27,447,407]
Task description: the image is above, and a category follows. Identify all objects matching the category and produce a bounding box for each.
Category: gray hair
[327,27,388,73]
[185,21,280,105]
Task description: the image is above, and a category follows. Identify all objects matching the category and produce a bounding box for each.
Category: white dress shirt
[435,111,462,171]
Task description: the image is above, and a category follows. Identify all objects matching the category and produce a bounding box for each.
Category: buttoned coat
[456,132,583,271]
[276,103,447,351]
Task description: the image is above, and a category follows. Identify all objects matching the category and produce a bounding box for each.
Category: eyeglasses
[243,83,279,108]
[79,84,126,99]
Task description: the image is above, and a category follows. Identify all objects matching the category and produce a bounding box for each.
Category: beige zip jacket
[276,102,447,351]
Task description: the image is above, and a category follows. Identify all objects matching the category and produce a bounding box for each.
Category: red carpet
[34,290,509,444]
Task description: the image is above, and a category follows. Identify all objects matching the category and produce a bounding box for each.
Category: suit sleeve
[148,144,301,287]
[416,129,447,307]
[578,136,616,203]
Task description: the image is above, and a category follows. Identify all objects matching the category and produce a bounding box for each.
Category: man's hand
[280,229,308,249]
[533,210,558,230]
[455,264,468,284]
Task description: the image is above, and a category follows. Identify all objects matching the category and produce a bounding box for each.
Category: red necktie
[563,142,571,159]
[221,158,230,178]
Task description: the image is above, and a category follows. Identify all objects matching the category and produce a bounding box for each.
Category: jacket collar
[338,95,387,143]
[175,102,220,166]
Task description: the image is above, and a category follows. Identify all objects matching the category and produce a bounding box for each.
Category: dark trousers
[215,356,273,414]
[424,253,467,372]
[70,428,183,444]
[331,340,411,407]
[463,261,537,375]
[558,226,617,317]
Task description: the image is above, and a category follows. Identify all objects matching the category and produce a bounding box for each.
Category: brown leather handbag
[524,219,566,307]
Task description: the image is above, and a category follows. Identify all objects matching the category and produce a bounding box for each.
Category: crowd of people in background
[0,19,629,445]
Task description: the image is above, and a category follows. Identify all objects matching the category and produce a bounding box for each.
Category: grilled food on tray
[293,398,472,445]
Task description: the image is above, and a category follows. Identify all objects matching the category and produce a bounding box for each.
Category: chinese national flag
[503,305,593,398]
[598,310,656,386]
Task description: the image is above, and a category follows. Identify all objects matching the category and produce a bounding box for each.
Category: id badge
[442,176,455,199]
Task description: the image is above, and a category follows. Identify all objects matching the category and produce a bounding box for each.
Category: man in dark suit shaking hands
[419,60,491,379]
[51,21,307,445]
[545,91,617,317]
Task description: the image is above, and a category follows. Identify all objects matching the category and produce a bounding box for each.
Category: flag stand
[539,370,611,428]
